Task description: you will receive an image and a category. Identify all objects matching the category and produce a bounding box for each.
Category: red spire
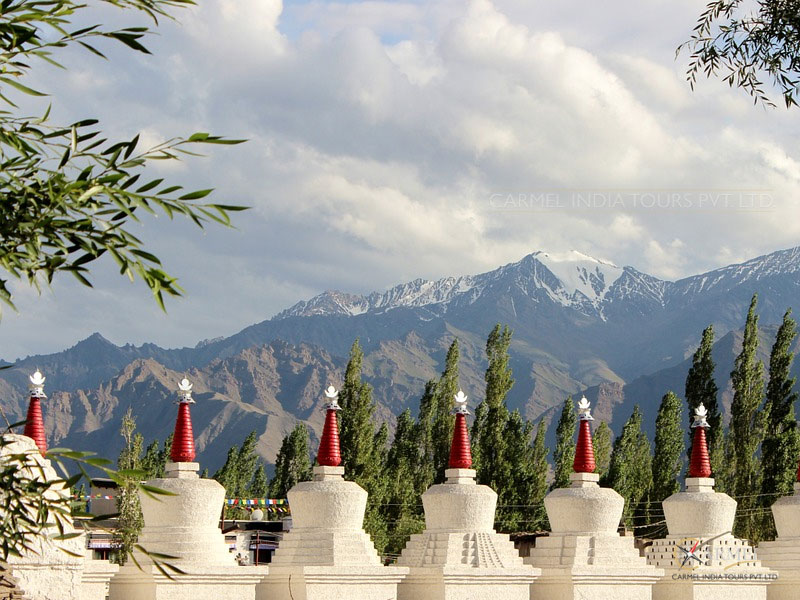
[448,412,472,469]
[573,419,596,473]
[171,402,196,462]
[317,385,342,467]
[24,371,47,455]
[317,409,342,467]
[572,396,595,474]
[447,391,472,469]
[689,403,712,478]
[689,424,712,478]
[24,396,47,455]
[170,378,196,463]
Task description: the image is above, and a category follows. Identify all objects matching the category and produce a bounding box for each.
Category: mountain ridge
[2,245,799,472]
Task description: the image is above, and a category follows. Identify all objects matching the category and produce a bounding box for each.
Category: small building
[88,478,119,519]
[221,518,287,566]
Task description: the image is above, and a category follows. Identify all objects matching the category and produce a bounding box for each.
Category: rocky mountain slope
[1,246,799,473]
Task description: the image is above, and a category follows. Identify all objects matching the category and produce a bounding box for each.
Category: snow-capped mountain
[275,247,800,325]
[671,246,800,298]
[275,250,648,322]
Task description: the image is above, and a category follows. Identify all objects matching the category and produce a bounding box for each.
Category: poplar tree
[413,380,437,495]
[475,324,513,491]
[140,440,161,479]
[761,309,800,538]
[364,423,390,554]
[338,339,389,552]
[530,422,550,531]
[607,406,652,529]
[157,434,173,478]
[214,446,241,497]
[593,421,613,482]
[249,463,268,498]
[115,409,144,565]
[431,340,460,483]
[730,294,766,541]
[497,410,536,531]
[235,431,259,495]
[470,398,488,473]
[552,397,577,490]
[268,423,311,498]
[140,434,173,480]
[685,325,723,475]
[383,410,425,556]
[651,392,684,504]
[339,339,379,484]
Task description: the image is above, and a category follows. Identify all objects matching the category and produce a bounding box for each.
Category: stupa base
[397,566,538,600]
[753,538,800,599]
[526,533,662,600]
[80,557,119,600]
[8,562,84,600]
[530,567,662,600]
[257,565,407,600]
[108,564,265,600]
[651,572,772,600]
[646,534,774,600]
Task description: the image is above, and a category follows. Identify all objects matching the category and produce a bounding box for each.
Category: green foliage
[0,0,246,313]
[529,421,550,531]
[339,339,379,484]
[470,396,487,472]
[338,339,389,551]
[761,309,800,538]
[607,406,652,530]
[139,440,161,479]
[381,409,425,557]
[730,294,766,541]
[552,397,576,490]
[411,340,461,489]
[268,423,311,498]
[249,463,268,498]
[139,434,171,479]
[495,410,540,532]
[474,324,513,492]
[114,408,144,565]
[431,340,459,483]
[651,392,684,507]
[593,421,613,482]
[681,0,800,108]
[413,380,437,495]
[235,431,259,494]
[685,325,723,476]
[213,446,240,497]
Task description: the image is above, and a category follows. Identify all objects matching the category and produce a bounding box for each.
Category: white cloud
[4,0,800,358]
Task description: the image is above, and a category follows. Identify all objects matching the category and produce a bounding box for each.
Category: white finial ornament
[29,370,46,398]
[453,390,470,415]
[692,403,709,428]
[177,377,195,404]
[323,385,341,411]
[577,396,594,421]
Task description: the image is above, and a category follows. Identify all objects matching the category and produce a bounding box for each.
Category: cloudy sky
[3,0,800,360]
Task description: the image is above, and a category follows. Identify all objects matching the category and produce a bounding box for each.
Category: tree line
[114,292,798,559]
[261,294,799,554]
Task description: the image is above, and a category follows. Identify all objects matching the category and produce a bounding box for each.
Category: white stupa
[646,404,774,600]
[396,391,539,600]
[107,377,263,600]
[754,459,800,599]
[525,396,663,600]
[3,371,87,600]
[256,385,408,600]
